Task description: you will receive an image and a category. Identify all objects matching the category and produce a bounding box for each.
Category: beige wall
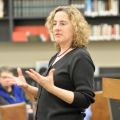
[88,41,120,67]
[0,41,120,68]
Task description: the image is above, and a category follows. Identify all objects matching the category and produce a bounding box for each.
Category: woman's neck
[57,47,71,57]
[59,43,71,52]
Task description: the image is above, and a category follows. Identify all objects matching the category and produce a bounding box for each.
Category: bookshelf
[0,0,70,42]
[0,0,10,41]
[0,0,120,42]
[71,0,120,41]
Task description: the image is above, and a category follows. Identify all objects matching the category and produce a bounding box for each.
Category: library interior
[0,0,120,120]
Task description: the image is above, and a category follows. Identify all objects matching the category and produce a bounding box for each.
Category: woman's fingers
[26,69,46,85]
[17,67,23,76]
[29,69,42,78]
[25,70,40,83]
[17,67,26,82]
[25,68,55,91]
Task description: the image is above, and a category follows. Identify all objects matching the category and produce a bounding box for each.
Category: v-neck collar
[51,48,77,67]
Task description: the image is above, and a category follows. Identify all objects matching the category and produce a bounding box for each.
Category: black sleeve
[70,54,95,108]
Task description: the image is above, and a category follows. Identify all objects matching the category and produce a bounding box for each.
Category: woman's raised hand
[5,67,28,89]
[25,68,55,92]
[16,67,29,88]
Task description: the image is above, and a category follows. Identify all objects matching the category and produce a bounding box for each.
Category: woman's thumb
[49,69,55,76]
[17,67,23,76]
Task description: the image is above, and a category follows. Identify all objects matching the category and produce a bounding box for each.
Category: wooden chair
[102,77,120,100]
[90,91,112,120]
[0,102,27,120]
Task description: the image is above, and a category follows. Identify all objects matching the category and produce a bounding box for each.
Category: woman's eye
[53,22,67,26]
[53,23,56,26]
[61,23,65,25]
[60,22,66,25]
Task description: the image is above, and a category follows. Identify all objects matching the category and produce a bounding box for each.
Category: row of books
[13,0,120,18]
[71,0,120,17]
[1,0,120,18]
[90,24,120,41]
[84,0,120,17]
[0,0,4,18]
[13,0,69,18]
[12,24,120,42]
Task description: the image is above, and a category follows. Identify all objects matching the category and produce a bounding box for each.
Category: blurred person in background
[0,66,28,105]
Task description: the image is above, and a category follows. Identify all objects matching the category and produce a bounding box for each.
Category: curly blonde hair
[45,5,91,50]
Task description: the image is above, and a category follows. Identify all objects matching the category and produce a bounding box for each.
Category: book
[0,0,4,18]
[12,25,50,42]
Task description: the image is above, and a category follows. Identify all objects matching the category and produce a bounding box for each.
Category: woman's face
[53,11,73,46]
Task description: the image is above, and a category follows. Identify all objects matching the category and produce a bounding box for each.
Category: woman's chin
[54,39,62,44]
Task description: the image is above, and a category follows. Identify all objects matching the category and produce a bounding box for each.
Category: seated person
[0,66,28,105]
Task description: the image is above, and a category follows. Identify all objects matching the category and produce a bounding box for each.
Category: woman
[13,6,95,120]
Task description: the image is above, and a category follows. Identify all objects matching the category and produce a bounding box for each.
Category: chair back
[102,77,120,100]
[90,91,112,120]
[0,102,27,120]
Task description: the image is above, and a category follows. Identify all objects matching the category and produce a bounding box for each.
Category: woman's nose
[55,23,60,30]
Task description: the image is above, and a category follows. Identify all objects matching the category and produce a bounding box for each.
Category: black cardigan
[35,47,95,120]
